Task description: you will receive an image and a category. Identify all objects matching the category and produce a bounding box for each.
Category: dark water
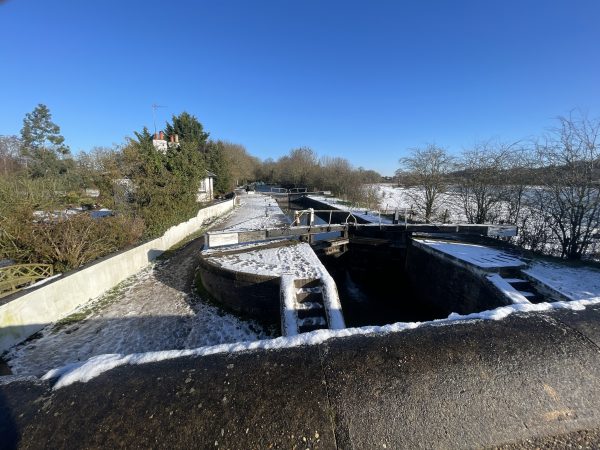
[322,254,449,327]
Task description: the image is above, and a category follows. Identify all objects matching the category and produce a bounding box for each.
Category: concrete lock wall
[197,250,281,322]
[0,199,234,353]
[406,238,509,315]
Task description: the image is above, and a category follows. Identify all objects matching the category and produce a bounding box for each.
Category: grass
[51,274,139,332]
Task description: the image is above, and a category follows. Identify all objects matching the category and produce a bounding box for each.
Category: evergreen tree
[20,104,71,177]
[124,128,207,238]
[133,126,153,145]
[205,141,231,194]
[164,112,209,145]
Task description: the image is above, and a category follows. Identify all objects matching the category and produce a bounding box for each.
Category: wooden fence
[0,264,54,299]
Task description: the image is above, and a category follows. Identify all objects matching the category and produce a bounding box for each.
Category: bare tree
[533,112,600,259]
[220,141,260,188]
[501,146,536,225]
[398,144,453,222]
[455,142,515,224]
[0,135,22,176]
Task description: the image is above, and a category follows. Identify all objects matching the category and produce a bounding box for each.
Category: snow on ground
[374,184,468,223]
[414,239,524,268]
[219,192,290,231]
[525,262,600,301]
[205,241,327,279]
[5,261,270,377]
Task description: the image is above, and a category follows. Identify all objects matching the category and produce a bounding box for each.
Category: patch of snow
[414,239,524,268]
[524,262,600,301]
[280,274,298,337]
[6,258,269,377]
[321,272,346,329]
[22,273,62,290]
[487,274,530,304]
[219,193,290,231]
[205,241,326,279]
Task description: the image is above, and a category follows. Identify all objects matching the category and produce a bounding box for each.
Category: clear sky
[1,0,599,175]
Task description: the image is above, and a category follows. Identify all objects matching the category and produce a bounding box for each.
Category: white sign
[208,232,239,247]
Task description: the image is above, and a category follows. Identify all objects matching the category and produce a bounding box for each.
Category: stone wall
[0,199,234,352]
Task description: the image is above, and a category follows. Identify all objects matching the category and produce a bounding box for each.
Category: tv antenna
[151,104,167,134]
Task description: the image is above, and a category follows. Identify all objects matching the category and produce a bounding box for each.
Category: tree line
[396,112,600,260]
[257,147,381,205]
[0,104,382,271]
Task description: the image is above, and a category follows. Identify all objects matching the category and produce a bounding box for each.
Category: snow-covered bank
[5,261,270,376]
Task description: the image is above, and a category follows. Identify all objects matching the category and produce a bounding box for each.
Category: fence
[0,264,54,299]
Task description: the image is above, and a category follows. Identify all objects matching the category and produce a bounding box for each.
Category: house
[197,170,216,202]
[152,131,179,154]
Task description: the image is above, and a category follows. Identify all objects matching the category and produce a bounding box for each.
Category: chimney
[174,134,179,143]
[170,135,174,143]
[159,131,164,140]
[154,132,159,140]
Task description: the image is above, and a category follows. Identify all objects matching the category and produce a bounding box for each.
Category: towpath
[4,193,289,376]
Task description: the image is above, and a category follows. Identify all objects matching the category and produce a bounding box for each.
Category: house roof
[205,170,217,178]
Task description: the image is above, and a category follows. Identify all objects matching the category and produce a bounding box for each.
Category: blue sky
[1,0,599,175]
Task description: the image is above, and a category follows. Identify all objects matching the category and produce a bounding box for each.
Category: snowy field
[4,193,290,377]
[374,184,468,222]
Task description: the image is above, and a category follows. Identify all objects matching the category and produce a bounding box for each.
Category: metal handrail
[292,209,361,226]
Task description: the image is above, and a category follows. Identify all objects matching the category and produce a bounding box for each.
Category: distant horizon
[1,0,599,176]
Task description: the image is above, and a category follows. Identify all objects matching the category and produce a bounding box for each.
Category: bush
[0,213,144,272]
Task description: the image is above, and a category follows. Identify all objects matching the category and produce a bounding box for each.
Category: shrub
[0,213,144,272]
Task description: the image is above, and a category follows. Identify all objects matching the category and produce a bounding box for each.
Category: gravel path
[5,194,288,376]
